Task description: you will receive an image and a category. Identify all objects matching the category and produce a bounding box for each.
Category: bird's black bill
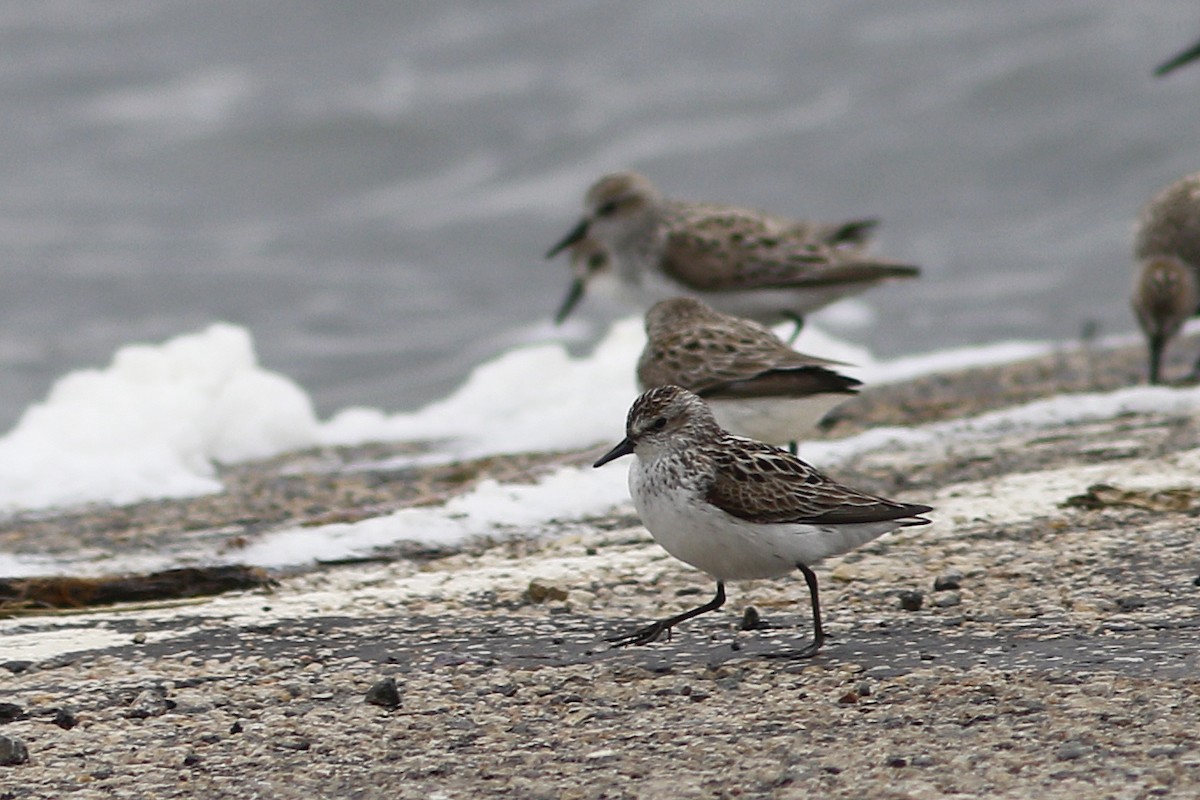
[545,218,589,259]
[594,437,635,467]
[1155,38,1200,76]
[554,278,586,325]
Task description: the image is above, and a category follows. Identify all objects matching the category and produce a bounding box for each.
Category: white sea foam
[0,318,1193,576]
[0,324,318,512]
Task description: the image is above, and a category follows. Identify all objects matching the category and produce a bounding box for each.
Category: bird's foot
[607,620,673,648]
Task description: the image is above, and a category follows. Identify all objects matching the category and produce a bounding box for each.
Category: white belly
[707,395,849,445]
[628,462,897,581]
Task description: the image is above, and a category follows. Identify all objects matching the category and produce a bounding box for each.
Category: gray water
[1,1,1198,431]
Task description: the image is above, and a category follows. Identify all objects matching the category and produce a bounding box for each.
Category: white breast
[628,459,898,582]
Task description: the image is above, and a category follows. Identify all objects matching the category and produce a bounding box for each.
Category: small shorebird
[594,385,932,659]
[1132,172,1200,384]
[637,297,860,448]
[546,171,918,326]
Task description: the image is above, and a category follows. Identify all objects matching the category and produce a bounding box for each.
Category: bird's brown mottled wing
[660,214,828,291]
[637,312,848,394]
[661,216,919,292]
[704,438,932,526]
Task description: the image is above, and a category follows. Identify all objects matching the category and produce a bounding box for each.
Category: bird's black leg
[787,440,798,456]
[764,563,825,659]
[608,581,726,648]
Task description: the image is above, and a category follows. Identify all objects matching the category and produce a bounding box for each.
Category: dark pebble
[182,752,202,767]
[0,704,24,724]
[856,681,872,697]
[933,571,963,591]
[50,708,77,730]
[0,662,31,675]
[1056,743,1089,761]
[1193,575,1200,587]
[933,592,962,608]
[898,590,924,612]
[837,692,859,705]
[229,721,244,734]
[364,677,402,709]
[740,606,763,631]
[886,756,908,768]
[0,735,29,766]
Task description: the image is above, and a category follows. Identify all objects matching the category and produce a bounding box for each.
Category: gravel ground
[2,336,1200,799]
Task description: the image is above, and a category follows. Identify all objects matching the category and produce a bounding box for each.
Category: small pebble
[1116,596,1146,612]
[0,735,29,766]
[524,581,568,604]
[740,606,763,631]
[933,571,962,591]
[898,590,924,612]
[856,681,872,697]
[275,736,311,752]
[126,687,172,719]
[132,632,147,644]
[364,677,401,709]
[1056,742,1089,761]
[0,704,24,724]
[0,662,31,675]
[933,592,962,608]
[51,708,78,730]
[886,756,908,768]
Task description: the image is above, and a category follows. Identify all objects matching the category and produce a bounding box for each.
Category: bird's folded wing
[705,440,931,526]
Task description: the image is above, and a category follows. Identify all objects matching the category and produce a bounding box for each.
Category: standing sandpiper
[546,171,919,326]
[594,385,932,659]
[1132,172,1200,384]
[637,297,860,447]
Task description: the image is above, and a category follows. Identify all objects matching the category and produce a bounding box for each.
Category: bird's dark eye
[597,200,618,216]
[651,417,667,431]
[587,252,606,271]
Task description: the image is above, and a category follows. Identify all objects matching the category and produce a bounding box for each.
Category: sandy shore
[2,335,1199,799]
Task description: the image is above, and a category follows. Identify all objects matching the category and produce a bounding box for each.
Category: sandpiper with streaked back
[546,171,918,326]
[638,297,860,447]
[593,385,932,659]
[1132,171,1200,384]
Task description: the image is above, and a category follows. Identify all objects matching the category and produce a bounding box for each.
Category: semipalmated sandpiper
[547,171,918,326]
[594,385,932,659]
[638,297,859,446]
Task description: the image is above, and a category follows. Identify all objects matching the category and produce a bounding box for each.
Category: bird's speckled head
[581,171,662,249]
[594,385,720,467]
[545,170,660,268]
